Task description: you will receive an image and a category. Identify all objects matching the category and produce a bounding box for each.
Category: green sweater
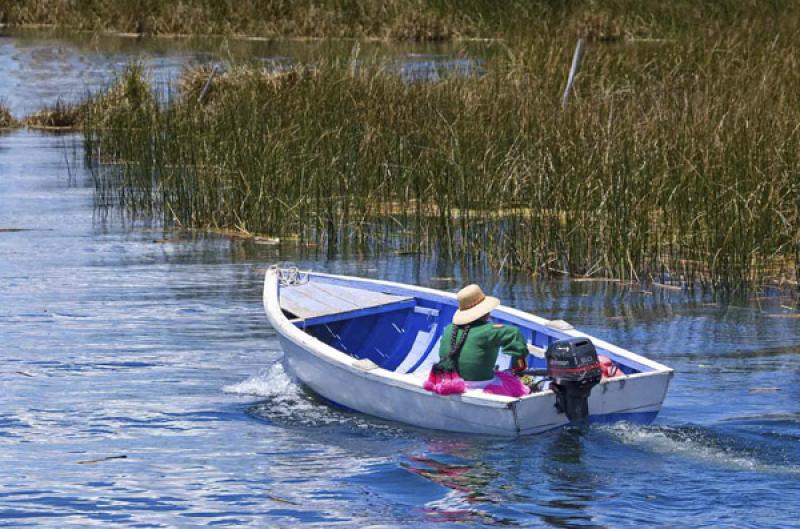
[437,321,528,381]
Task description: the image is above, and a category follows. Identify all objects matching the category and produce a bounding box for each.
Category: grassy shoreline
[0,22,502,43]
[2,1,795,42]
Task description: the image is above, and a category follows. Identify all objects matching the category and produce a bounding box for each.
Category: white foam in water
[223,363,295,398]
[223,363,345,424]
[601,423,800,475]
[224,363,405,435]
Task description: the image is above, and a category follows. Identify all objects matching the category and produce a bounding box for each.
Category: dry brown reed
[1,0,790,43]
[0,101,18,129]
[23,99,83,130]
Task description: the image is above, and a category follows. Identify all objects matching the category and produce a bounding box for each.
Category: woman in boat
[426,284,529,396]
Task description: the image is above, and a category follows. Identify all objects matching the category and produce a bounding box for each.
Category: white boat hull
[264,269,673,436]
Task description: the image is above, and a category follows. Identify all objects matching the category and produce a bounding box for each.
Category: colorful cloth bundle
[424,369,466,395]
[424,370,529,397]
[482,371,530,397]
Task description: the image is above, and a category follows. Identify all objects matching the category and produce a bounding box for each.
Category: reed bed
[1,0,791,42]
[84,25,799,292]
[0,101,18,129]
[23,99,83,130]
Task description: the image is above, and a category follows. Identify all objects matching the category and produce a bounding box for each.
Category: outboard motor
[546,337,602,422]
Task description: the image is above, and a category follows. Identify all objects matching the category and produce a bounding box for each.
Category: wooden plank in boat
[280,281,413,320]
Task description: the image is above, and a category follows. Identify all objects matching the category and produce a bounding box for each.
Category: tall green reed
[4,0,795,42]
[84,28,799,293]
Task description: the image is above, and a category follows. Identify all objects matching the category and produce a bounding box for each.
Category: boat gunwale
[304,271,673,374]
[264,269,514,408]
[263,269,673,408]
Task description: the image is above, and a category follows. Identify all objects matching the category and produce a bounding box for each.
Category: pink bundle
[598,355,624,378]
[482,371,530,397]
[424,370,466,395]
[424,370,530,397]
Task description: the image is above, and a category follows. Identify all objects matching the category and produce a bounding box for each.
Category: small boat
[263,267,673,436]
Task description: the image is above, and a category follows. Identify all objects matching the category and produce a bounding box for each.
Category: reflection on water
[1,30,799,529]
[540,430,604,529]
[400,439,515,527]
[407,454,496,500]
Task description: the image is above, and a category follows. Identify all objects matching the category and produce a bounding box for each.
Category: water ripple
[1,31,799,529]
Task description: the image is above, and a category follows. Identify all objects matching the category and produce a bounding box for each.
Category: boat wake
[599,422,800,476]
[223,363,296,399]
[223,363,408,436]
[223,363,332,426]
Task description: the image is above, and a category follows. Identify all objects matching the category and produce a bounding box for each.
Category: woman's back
[438,320,528,381]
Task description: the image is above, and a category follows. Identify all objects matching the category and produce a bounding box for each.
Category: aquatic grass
[1,0,509,40]
[84,25,799,293]
[23,98,84,130]
[2,0,794,42]
[0,100,19,129]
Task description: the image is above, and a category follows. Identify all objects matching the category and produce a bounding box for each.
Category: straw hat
[452,284,500,325]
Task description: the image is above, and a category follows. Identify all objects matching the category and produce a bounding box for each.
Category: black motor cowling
[546,337,602,422]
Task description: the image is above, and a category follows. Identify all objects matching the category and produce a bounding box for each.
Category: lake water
[1,30,799,528]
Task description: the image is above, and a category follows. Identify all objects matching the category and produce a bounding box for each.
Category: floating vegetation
[83,15,799,293]
[23,99,84,130]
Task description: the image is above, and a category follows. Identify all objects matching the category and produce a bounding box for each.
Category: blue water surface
[1,31,799,529]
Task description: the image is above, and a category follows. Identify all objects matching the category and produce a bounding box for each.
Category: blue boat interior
[280,279,648,378]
